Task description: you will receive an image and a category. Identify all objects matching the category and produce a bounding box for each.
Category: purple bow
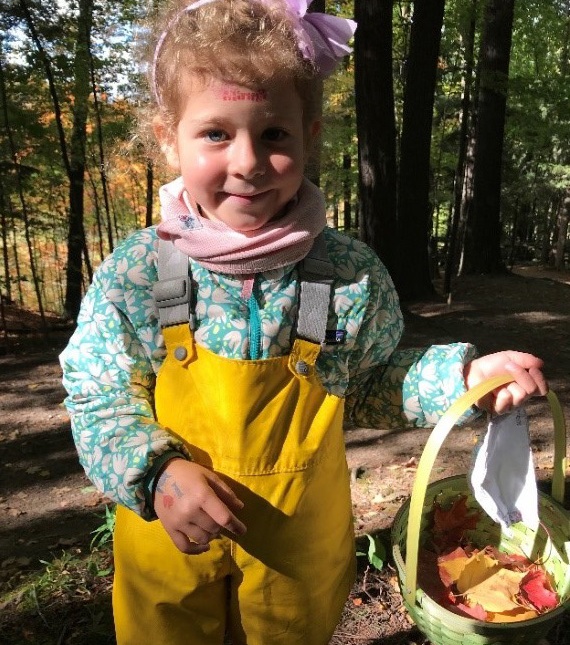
[286,0,357,77]
[153,0,357,104]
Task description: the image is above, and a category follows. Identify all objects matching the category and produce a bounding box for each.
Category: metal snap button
[295,360,309,375]
[174,346,188,361]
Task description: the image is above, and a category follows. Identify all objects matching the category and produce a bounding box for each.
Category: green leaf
[357,533,386,571]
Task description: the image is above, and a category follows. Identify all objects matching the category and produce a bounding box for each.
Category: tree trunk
[343,150,352,231]
[64,0,94,320]
[462,0,515,274]
[0,174,11,304]
[444,0,477,295]
[554,193,570,269]
[305,0,325,186]
[0,48,46,327]
[395,0,445,300]
[89,46,113,254]
[354,0,398,279]
[146,161,154,228]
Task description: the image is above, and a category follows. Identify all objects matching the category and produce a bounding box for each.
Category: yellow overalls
[113,235,355,644]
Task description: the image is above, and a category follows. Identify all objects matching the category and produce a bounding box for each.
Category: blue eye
[206,130,227,142]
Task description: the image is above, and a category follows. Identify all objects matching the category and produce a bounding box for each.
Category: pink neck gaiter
[156,177,327,275]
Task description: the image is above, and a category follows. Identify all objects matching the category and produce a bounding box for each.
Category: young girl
[60,1,547,643]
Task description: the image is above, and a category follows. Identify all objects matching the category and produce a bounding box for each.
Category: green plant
[356,533,387,571]
[90,505,116,550]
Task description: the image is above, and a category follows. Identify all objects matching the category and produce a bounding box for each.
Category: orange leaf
[487,607,538,623]
[438,547,471,587]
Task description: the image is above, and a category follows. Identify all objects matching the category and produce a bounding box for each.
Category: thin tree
[396,0,445,300]
[553,192,569,269]
[18,0,93,319]
[89,45,114,254]
[145,160,154,228]
[0,47,46,328]
[462,0,515,274]
[354,0,398,279]
[444,0,478,295]
[65,0,94,319]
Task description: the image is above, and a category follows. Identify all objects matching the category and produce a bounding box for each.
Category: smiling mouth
[225,190,268,201]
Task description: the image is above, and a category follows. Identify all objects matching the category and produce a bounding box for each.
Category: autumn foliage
[417,495,560,623]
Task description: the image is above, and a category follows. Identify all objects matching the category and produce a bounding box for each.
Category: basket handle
[402,375,567,606]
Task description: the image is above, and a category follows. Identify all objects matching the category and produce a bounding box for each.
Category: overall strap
[152,238,195,330]
[152,232,334,342]
[296,231,334,344]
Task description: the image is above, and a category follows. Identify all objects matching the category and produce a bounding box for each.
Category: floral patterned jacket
[60,226,476,520]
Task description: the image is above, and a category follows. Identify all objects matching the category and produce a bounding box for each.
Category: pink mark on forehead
[215,86,268,102]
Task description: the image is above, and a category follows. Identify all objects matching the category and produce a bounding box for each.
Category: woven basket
[391,375,570,645]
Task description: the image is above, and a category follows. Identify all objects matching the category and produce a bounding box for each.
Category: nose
[228,134,265,179]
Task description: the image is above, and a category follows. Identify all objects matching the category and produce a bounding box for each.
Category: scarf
[156,177,327,274]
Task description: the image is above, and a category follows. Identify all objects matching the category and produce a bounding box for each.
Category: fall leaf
[432,495,480,550]
[487,607,538,623]
[450,601,487,621]
[484,546,529,570]
[456,551,502,594]
[464,567,526,612]
[417,495,561,623]
[438,547,471,587]
[519,568,559,612]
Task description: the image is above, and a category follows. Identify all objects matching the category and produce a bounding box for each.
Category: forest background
[1,0,569,328]
[1,1,570,643]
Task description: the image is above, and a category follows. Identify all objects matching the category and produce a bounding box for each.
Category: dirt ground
[0,266,569,644]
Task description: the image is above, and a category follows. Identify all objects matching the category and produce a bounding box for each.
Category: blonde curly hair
[143,0,321,137]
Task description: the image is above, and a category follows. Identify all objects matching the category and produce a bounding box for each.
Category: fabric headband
[152,0,357,105]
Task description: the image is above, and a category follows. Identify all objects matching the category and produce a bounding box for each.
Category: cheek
[271,153,302,177]
[185,153,223,185]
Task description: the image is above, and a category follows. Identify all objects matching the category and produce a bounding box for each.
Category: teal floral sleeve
[60,231,191,519]
[345,343,478,429]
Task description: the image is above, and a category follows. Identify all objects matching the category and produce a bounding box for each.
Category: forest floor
[0,265,569,645]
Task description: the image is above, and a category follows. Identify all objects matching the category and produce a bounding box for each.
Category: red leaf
[519,568,559,612]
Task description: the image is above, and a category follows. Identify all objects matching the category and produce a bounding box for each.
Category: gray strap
[296,232,334,344]
[153,239,194,329]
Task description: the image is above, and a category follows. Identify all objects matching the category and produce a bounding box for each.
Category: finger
[503,363,540,397]
[503,351,544,371]
[191,508,223,536]
[184,524,219,546]
[206,473,245,513]
[505,382,528,408]
[493,388,515,415]
[201,493,247,538]
[528,366,549,396]
[170,530,211,555]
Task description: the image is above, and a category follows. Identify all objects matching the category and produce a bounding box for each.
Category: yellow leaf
[457,552,500,593]
[464,568,526,613]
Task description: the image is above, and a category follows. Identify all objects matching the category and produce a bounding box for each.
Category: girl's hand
[153,458,246,554]
[464,351,548,415]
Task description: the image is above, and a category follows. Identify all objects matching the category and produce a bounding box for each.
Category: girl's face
[158,75,317,232]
